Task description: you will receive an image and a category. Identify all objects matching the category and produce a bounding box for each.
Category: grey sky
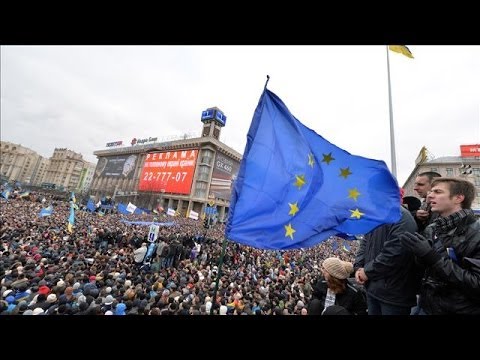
[1,45,479,185]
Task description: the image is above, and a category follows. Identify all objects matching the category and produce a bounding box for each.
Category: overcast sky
[1,45,479,185]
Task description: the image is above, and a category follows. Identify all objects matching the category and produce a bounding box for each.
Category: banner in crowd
[126,202,137,214]
[120,220,175,226]
[188,210,199,220]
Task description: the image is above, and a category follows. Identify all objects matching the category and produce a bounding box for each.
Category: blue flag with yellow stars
[225,89,401,250]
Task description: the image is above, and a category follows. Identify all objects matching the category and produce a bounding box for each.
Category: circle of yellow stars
[283,151,366,241]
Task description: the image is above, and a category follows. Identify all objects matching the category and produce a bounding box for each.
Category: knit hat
[104,295,114,305]
[219,305,228,315]
[38,285,50,295]
[32,307,45,315]
[115,303,126,315]
[47,294,57,303]
[322,257,353,280]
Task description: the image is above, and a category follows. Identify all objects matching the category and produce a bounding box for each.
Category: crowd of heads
[1,189,359,315]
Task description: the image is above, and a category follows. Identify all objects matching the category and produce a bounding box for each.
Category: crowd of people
[2,172,479,315]
[0,189,361,315]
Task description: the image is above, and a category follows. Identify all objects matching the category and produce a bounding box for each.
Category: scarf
[434,209,475,233]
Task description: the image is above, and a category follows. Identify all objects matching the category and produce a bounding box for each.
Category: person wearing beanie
[354,203,421,315]
[307,257,366,315]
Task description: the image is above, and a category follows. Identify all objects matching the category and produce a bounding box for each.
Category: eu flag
[225,89,401,250]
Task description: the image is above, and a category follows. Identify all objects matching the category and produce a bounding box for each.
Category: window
[473,168,480,176]
[199,166,210,174]
[430,168,437,172]
[446,168,453,176]
[195,181,208,190]
[194,189,206,198]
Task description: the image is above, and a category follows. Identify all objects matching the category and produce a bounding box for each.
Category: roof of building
[426,156,480,164]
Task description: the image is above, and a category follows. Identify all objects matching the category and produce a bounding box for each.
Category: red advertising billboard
[138,149,198,194]
[460,144,480,158]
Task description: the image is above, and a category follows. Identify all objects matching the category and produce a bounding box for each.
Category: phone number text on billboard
[138,149,198,194]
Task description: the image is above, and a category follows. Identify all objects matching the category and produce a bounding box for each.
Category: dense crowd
[0,190,359,315]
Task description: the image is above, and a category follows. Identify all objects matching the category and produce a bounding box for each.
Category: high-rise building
[0,141,48,185]
[43,148,96,191]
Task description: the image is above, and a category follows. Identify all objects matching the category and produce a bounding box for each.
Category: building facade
[30,156,51,185]
[90,107,241,221]
[403,145,480,211]
[0,141,48,185]
[43,148,96,191]
[78,163,96,193]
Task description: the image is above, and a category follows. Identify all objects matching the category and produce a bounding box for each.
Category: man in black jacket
[354,206,421,315]
[413,171,441,232]
[400,177,480,314]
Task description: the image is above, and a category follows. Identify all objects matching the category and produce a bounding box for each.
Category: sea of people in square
[0,190,360,315]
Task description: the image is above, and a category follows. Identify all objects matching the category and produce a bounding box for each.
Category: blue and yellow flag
[225,89,401,250]
[388,45,414,59]
[67,202,75,233]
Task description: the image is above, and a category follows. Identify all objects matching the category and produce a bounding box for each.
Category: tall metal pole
[386,46,397,178]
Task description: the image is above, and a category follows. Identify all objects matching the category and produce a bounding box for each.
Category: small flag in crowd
[126,202,137,214]
[86,199,96,212]
[67,202,75,233]
[19,191,30,198]
[39,206,53,217]
[1,187,12,200]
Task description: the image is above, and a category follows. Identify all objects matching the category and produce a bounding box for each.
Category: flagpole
[209,237,228,315]
[264,75,270,90]
[386,46,397,178]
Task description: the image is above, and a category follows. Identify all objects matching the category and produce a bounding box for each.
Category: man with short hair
[413,171,441,231]
[400,177,480,314]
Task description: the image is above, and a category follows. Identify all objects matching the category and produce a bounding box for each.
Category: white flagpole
[386,46,397,178]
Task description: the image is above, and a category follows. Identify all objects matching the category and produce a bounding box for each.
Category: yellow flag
[389,45,414,59]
